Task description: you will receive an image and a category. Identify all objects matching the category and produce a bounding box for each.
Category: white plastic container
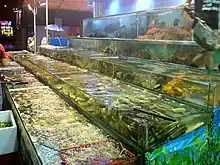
[0,110,17,155]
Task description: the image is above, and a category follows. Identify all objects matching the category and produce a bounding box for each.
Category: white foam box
[0,110,18,155]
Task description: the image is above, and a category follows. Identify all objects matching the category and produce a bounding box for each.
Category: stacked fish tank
[37,45,220,164]
[13,54,215,155]
[67,37,207,66]
[137,7,192,40]
[35,3,220,163]
[83,13,137,38]
[3,63,137,165]
[38,45,220,109]
[83,6,193,41]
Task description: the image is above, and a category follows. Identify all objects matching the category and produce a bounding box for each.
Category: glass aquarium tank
[15,54,213,152]
[0,60,23,69]
[137,7,192,40]
[9,87,130,165]
[3,63,134,165]
[67,37,201,65]
[1,68,44,89]
[38,46,220,109]
[83,13,137,39]
[83,6,193,41]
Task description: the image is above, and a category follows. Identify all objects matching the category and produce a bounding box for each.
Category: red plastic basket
[59,140,136,165]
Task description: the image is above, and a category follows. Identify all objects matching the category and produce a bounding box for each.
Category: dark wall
[22,7,93,27]
[0,0,22,20]
[0,0,23,49]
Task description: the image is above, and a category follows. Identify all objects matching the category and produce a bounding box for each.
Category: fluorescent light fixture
[28,4,33,11]
[108,0,119,15]
[39,2,46,6]
[13,10,22,13]
[136,0,153,11]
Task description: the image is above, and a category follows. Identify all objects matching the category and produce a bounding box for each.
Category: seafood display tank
[2,60,136,165]
[39,45,220,108]
[9,50,220,164]
[1,4,219,165]
[67,37,220,67]
[83,6,192,41]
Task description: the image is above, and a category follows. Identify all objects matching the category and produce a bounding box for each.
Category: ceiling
[24,0,92,11]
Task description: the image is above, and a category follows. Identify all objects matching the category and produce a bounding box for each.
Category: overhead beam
[49,3,91,11]
[24,0,92,11]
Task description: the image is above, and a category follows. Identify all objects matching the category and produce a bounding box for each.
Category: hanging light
[28,4,33,11]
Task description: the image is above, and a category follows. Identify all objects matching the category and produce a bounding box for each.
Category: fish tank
[38,45,220,110]
[14,54,213,152]
[0,68,44,89]
[3,64,135,165]
[67,37,212,66]
[7,86,131,165]
[67,37,220,70]
[83,13,137,39]
[83,6,193,41]
[137,7,192,40]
